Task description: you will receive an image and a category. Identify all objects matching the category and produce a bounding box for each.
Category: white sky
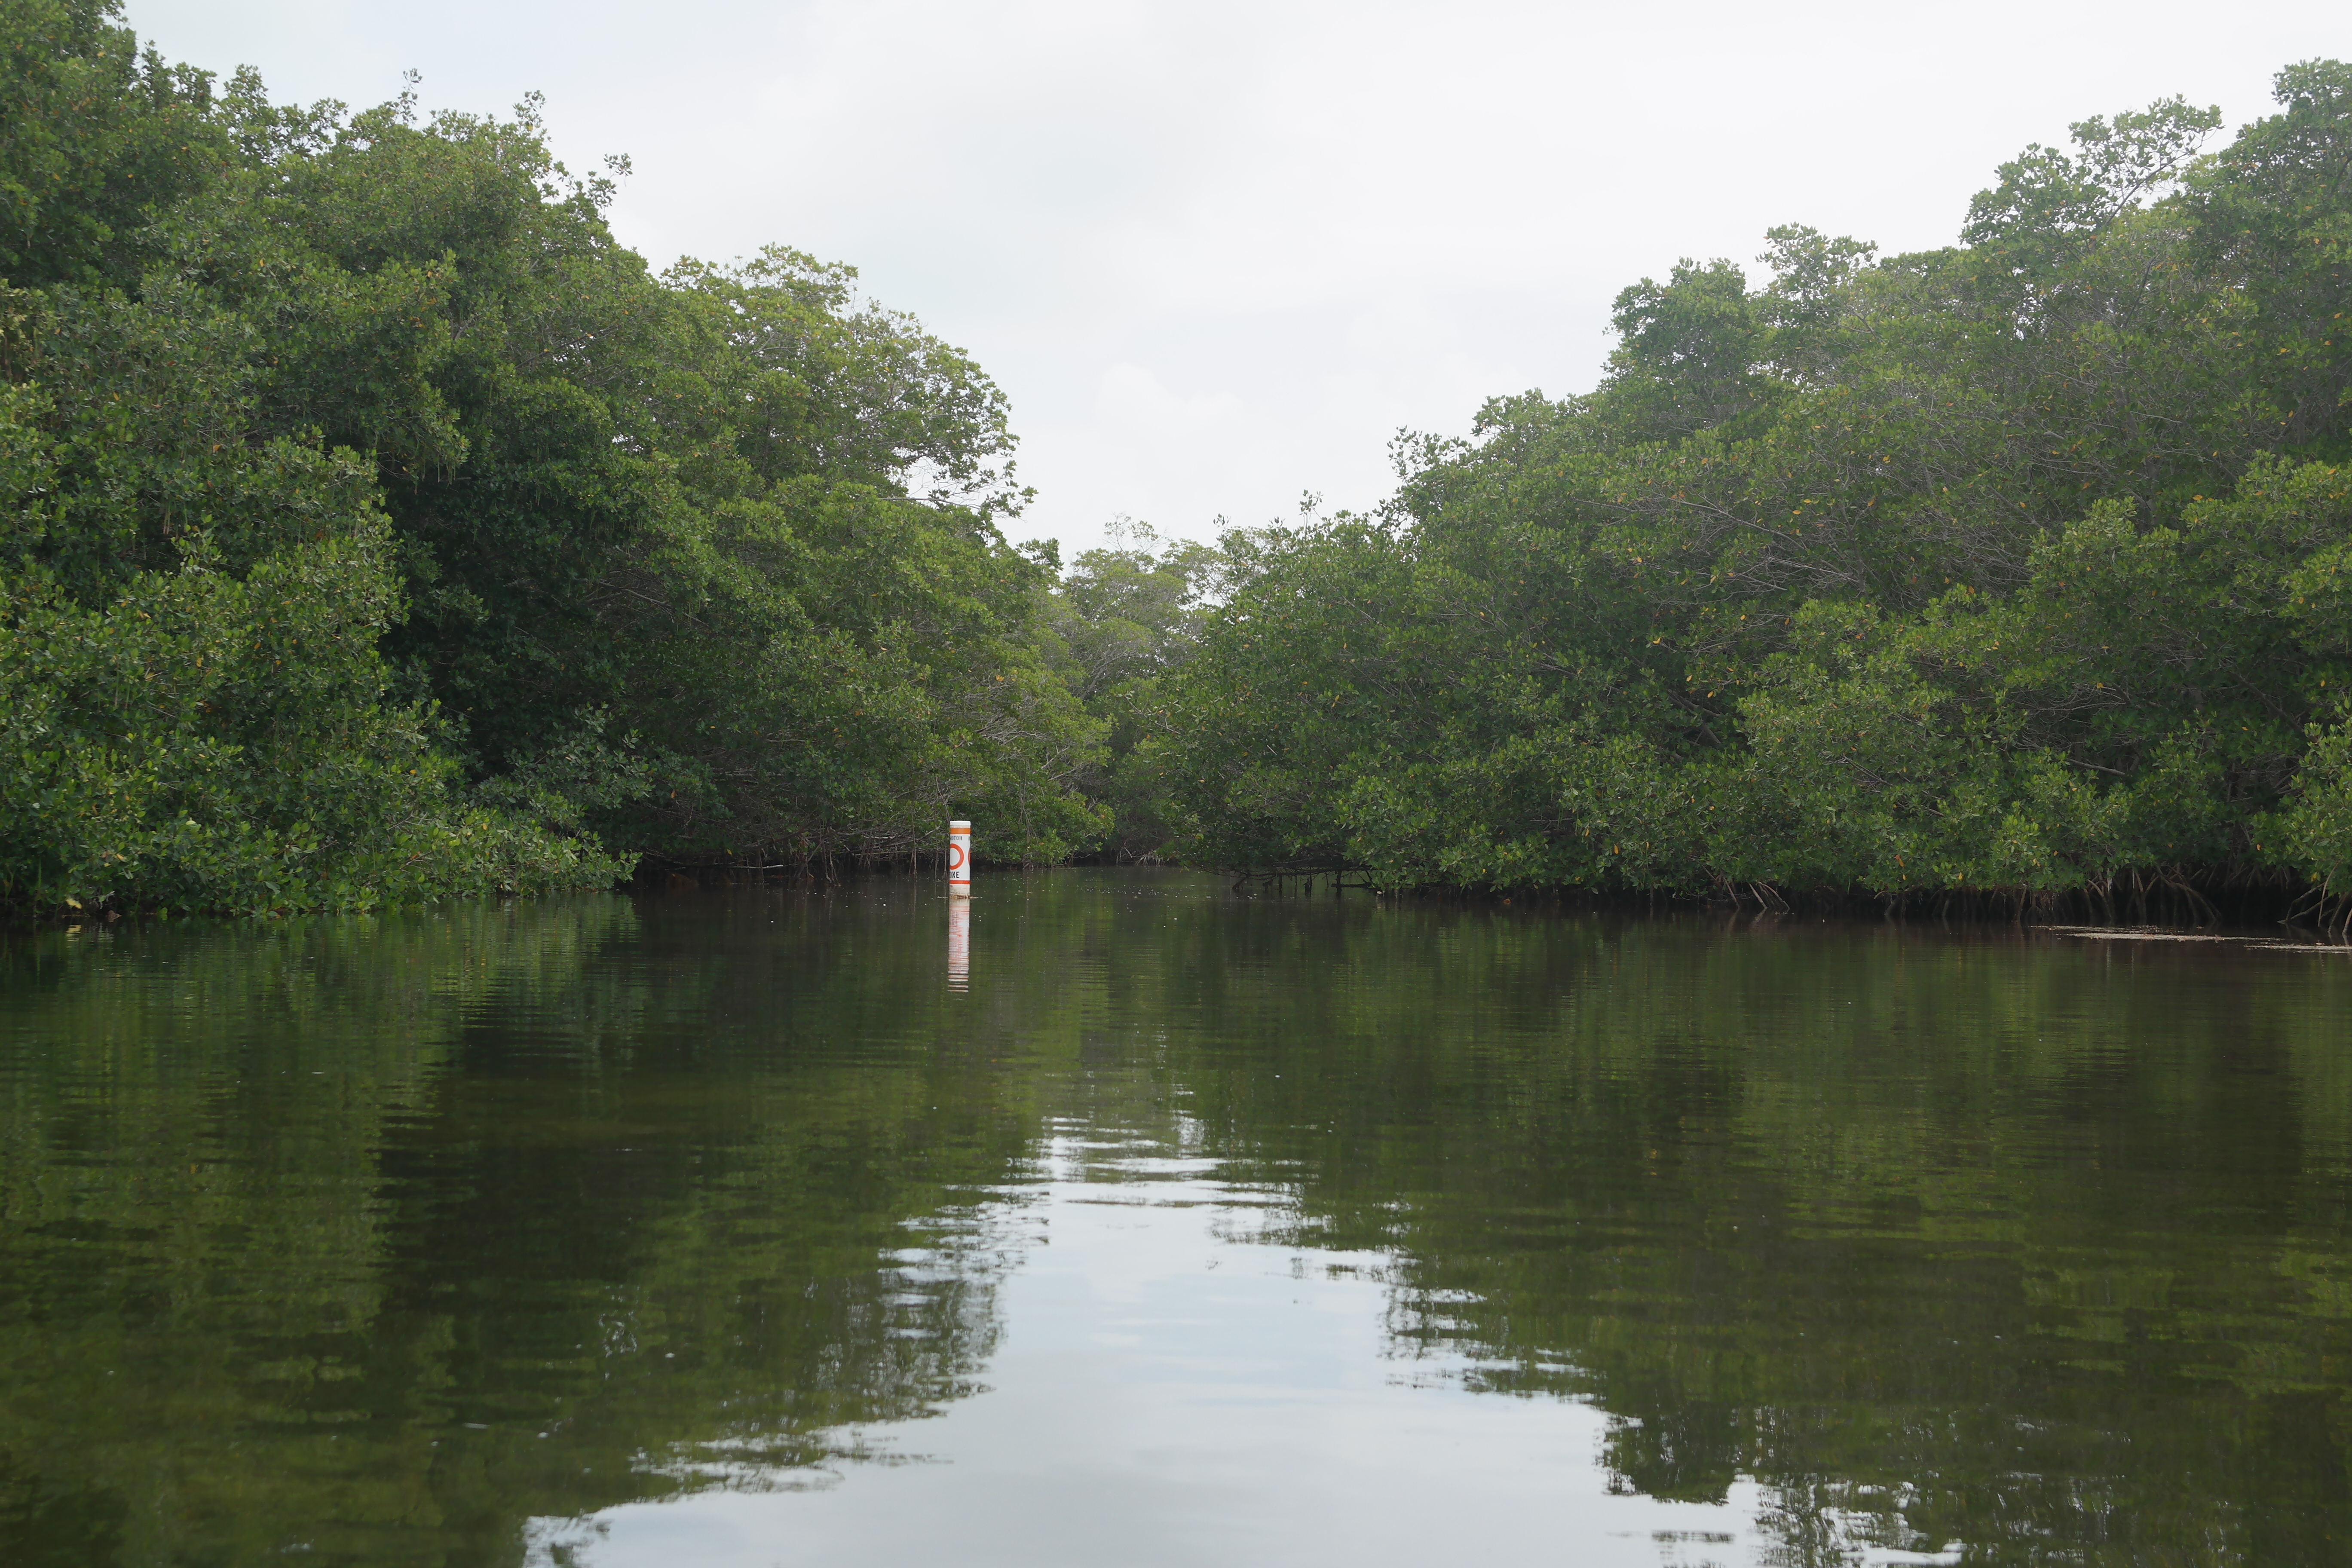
[128,0,2349,557]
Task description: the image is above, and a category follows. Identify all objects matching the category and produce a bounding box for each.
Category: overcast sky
[127,0,2347,556]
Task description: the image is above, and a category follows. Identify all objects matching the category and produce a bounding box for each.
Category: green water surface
[3,870,2349,1565]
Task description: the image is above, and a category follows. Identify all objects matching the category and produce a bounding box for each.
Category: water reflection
[523,1132,1773,1568]
[947,897,970,993]
[1,874,2348,1566]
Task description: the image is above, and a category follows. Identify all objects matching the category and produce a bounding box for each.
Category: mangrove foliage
[0,0,1105,917]
[1148,64,2352,917]
[11,1,2352,919]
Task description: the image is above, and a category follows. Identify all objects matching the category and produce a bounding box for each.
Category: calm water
[3,871,2350,1566]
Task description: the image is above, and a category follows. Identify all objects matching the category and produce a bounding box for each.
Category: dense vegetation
[10,1,2352,920]
[0,0,1105,916]
[1148,65,2352,919]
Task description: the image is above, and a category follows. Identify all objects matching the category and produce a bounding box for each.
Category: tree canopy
[0,0,1105,916]
[12,4,2352,922]
[1150,61,2352,918]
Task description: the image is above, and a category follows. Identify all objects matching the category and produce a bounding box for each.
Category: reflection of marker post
[947,820,972,899]
[947,898,971,993]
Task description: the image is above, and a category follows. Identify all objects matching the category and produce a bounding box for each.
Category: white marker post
[947,820,972,899]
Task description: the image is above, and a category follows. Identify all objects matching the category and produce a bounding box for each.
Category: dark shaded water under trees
[3,870,2350,1565]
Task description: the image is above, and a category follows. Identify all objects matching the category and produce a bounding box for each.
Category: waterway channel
[3,870,2349,1565]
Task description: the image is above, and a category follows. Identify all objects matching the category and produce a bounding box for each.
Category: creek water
[3,870,2349,1566]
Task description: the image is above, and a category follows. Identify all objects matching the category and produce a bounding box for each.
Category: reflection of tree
[7,881,2352,1566]
[1158,913,2352,1566]
[913,880,2352,1563]
[0,895,1037,1565]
